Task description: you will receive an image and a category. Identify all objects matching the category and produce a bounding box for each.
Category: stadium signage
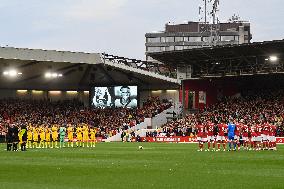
[141,137,284,144]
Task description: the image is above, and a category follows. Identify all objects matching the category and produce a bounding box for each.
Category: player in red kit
[241,123,249,150]
[255,123,262,150]
[268,123,277,150]
[234,121,242,150]
[262,121,270,150]
[216,121,227,151]
[196,122,206,152]
[206,121,215,151]
[250,124,258,150]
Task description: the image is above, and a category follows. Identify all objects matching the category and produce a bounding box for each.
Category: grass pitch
[0,143,284,189]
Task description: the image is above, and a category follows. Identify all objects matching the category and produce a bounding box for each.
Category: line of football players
[19,124,97,149]
[196,120,277,151]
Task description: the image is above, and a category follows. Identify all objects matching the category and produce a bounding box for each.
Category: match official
[20,124,27,151]
[6,124,13,151]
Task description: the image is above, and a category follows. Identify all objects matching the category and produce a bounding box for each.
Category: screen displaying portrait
[90,86,138,108]
[90,87,113,108]
[114,86,137,108]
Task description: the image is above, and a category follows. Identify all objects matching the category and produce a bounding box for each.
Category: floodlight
[45,73,51,78]
[45,72,62,78]
[269,56,278,62]
[9,70,17,76]
[3,70,22,77]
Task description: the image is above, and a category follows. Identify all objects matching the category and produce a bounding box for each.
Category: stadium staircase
[104,105,181,142]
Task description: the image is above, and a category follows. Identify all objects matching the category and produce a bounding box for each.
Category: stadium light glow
[84,91,89,94]
[152,90,162,93]
[67,91,78,94]
[32,90,44,94]
[3,70,22,77]
[269,56,278,62]
[45,72,63,78]
[166,90,177,92]
[49,91,61,95]
[17,90,27,93]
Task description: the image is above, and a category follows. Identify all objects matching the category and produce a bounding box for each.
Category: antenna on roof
[198,0,220,46]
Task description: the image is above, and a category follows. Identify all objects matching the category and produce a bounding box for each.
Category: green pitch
[0,143,284,189]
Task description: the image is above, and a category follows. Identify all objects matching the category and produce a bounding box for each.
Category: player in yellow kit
[76,125,83,147]
[67,124,74,147]
[45,126,51,148]
[32,126,39,148]
[82,124,89,147]
[51,124,59,148]
[39,125,46,148]
[89,127,96,147]
[27,125,33,148]
[18,125,23,147]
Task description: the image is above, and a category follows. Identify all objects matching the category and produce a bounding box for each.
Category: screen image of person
[92,87,112,108]
[114,86,137,108]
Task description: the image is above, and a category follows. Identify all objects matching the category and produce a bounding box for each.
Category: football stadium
[1,1,284,189]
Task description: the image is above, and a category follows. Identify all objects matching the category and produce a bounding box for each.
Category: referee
[20,124,27,151]
[6,124,13,151]
[12,124,19,151]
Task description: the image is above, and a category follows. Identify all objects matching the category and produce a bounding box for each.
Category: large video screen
[90,86,138,108]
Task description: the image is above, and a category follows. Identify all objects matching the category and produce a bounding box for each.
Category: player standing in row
[67,124,74,147]
[59,125,66,148]
[269,123,277,150]
[262,120,270,150]
[76,125,83,147]
[227,119,236,151]
[234,121,241,150]
[241,122,249,150]
[82,124,89,147]
[89,127,97,147]
[51,124,59,148]
[205,121,215,151]
[255,121,262,150]
[196,121,206,151]
[216,121,227,151]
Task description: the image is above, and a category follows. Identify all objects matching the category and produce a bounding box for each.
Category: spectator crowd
[0,97,172,139]
[148,90,284,137]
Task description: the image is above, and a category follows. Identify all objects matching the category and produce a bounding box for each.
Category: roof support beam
[98,64,116,84]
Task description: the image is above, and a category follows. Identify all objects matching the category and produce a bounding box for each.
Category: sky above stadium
[0,0,283,60]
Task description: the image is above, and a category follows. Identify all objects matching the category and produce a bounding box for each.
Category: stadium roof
[149,39,284,78]
[0,47,179,90]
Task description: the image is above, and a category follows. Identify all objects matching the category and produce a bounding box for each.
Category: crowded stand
[148,90,284,151]
[0,97,172,150]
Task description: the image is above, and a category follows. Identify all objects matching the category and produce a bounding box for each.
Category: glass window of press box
[165,46,175,51]
[166,37,175,42]
[175,46,184,50]
[175,37,184,42]
[185,37,202,42]
[147,37,160,43]
[147,47,161,52]
[220,36,237,41]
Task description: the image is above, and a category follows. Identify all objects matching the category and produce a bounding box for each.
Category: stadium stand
[0,97,172,139]
[150,89,284,137]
